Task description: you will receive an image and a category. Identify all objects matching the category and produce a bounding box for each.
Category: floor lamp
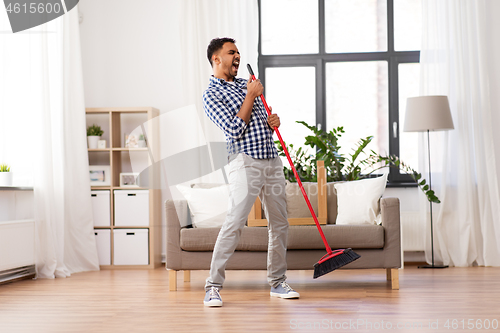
[404,96,454,269]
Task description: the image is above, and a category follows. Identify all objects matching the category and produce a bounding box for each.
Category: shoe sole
[270,291,300,299]
[204,300,223,307]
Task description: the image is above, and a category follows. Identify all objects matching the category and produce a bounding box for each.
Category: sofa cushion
[176,184,230,228]
[334,173,388,225]
[287,224,384,249]
[180,226,269,251]
[286,182,339,224]
[180,224,384,251]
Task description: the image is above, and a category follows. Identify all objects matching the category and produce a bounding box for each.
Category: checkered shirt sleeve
[203,76,278,159]
[203,89,248,140]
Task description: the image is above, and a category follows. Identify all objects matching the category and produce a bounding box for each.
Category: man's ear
[212,53,220,66]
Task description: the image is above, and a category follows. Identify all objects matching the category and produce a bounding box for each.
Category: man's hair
[207,37,236,67]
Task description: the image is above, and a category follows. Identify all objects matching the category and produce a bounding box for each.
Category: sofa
[165,179,402,291]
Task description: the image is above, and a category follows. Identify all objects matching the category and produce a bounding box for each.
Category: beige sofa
[165,181,402,291]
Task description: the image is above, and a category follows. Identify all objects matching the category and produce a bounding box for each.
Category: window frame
[258,0,420,186]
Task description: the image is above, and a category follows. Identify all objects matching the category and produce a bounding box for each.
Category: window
[259,0,421,184]
[0,11,63,186]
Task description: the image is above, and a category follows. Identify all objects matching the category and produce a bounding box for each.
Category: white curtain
[0,7,99,278]
[419,0,500,266]
[36,6,99,278]
[163,0,259,189]
[180,0,259,141]
[0,9,37,183]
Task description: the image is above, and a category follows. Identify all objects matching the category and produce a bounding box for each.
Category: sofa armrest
[165,199,188,270]
[380,197,402,268]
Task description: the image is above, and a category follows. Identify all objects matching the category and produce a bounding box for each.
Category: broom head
[313,248,361,279]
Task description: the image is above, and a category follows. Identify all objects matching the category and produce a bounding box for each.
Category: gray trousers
[205,153,288,290]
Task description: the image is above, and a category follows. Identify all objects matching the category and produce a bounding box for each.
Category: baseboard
[404,251,426,264]
[0,265,36,285]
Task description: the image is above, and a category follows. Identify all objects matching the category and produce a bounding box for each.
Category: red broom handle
[247,65,332,254]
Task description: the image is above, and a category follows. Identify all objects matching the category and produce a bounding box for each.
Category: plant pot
[138,140,147,148]
[0,172,13,186]
[87,136,100,149]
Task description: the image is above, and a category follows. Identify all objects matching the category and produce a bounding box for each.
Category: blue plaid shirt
[203,76,278,159]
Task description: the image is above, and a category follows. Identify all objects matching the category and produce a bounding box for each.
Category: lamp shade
[404,96,454,132]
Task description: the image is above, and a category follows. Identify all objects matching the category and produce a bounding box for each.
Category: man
[202,37,299,307]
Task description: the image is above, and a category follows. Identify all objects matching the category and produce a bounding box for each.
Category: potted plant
[87,124,104,149]
[0,164,12,186]
[138,134,146,148]
[276,121,440,204]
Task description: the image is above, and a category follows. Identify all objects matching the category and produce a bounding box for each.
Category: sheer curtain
[419,0,500,267]
[0,9,37,183]
[180,0,259,143]
[164,0,258,190]
[0,7,99,278]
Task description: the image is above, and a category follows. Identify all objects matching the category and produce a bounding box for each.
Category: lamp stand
[419,130,448,269]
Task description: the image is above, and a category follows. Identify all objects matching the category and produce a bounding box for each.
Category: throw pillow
[285,181,319,218]
[285,181,340,224]
[334,173,388,225]
[176,184,229,228]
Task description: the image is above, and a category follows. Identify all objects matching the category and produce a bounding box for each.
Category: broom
[247,64,360,279]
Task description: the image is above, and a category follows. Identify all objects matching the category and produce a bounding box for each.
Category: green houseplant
[0,164,13,186]
[87,124,104,149]
[276,121,440,204]
[138,134,146,148]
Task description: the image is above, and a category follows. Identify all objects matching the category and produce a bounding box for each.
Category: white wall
[385,187,419,211]
[78,0,423,260]
[79,0,184,112]
[79,0,187,261]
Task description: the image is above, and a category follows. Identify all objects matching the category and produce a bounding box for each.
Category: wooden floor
[0,266,499,333]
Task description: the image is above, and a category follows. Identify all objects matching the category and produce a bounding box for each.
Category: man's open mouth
[232,60,239,71]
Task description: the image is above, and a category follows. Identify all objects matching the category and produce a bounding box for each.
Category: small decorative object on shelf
[0,164,13,186]
[97,139,106,149]
[87,124,104,149]
[138,134,146,148]
[120,172,141,187]
[89,165,111,186]
[125,134,139,148]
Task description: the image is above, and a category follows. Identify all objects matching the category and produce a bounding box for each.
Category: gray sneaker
[270,282,300,299]
[204,286,223,307]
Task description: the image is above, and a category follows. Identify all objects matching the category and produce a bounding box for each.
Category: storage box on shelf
[91,190,111,227]
[86,107,161,269]
[94,229,111,266]
[113,229,149,265]
[114,190,150,227]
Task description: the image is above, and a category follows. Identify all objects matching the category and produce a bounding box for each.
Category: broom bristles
[313,248,361,279]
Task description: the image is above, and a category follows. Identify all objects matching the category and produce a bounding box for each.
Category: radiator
[0,219,35,283]
[401,211,425,251]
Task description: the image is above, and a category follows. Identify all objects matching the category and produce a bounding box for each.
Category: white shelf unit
[86,107,161,269]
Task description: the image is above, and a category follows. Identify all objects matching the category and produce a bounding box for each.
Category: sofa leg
[184,270,191,282]
[387,268,399,290]
[168,269,177,291]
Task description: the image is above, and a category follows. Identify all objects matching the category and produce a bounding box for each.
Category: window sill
[386,182,418,188]
[0,186,34,191]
